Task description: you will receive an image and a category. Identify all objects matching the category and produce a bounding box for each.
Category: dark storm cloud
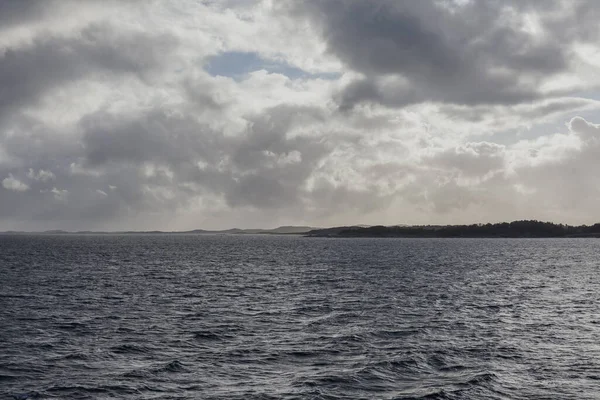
[0,10,181,226]
[81,110,221,168]
[0,0,48,27]
[0,111,130,223]
[287,0,593,109]
[225,106,331,208]
[83,105,331,209]
[0,23,177,119]
[3,102,331,225]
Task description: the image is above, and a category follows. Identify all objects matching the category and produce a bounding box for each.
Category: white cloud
[2,174,29,192]
[27,168,56,182]
[2,1,600,230]
[51,187,68,202]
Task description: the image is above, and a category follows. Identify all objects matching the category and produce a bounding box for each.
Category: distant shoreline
[0,226,315,236]
[305,221,600,238]
[3,220,600,238]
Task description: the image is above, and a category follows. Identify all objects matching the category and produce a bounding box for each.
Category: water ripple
[2,235,600,398]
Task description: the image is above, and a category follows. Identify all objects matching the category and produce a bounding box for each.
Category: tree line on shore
[307,220,600,238]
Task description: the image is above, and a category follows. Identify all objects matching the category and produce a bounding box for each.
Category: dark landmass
[307,220,600,238]
[5,221,600,238]
[0,226,317,235]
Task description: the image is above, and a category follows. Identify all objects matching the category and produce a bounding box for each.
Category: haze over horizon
[3,0,600,231]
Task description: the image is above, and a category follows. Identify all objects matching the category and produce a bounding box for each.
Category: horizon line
[2,219,600,235]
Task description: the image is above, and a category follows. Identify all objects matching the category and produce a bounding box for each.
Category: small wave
[47,384,108,394]
[463,372,497,386]
[115,326,136,333]
[124,360,189,378]
[0,293,36,299]
[55,321,89,332]
[47,383,143,396]
[11,391,40,400]
[376,358,425,373]
[153,360,188,373]
[32,342,55,351]
[404,372,499,399]
[0,373,18,381]
[330,333,366,343]
[110,343,154,354]
[122,369,151,379]
[192,330,225,341]
[284,350,318,358]
[59,352,91,361]
[294,374,355,388]
[372,329,421,339]
[438,364,469,372]
[405,389,456,400]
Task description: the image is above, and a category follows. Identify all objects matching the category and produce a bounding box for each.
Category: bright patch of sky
[204,51,340,80]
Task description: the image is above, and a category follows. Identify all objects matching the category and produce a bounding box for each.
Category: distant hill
[182,226,317,235]
[267,226,315,234]
[213,226,316,234]
[1,226,318,235]
[306,221,600,238]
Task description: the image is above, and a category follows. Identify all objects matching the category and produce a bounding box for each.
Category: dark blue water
[2,235,600,399]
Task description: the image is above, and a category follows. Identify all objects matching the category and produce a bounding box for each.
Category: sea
[1,234,600,399]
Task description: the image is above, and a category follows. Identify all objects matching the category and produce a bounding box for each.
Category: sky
[2,0,600,231]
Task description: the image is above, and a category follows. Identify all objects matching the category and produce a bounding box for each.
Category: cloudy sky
[2,0,600,231]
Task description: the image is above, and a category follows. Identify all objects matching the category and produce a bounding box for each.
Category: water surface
[2,235,600,399]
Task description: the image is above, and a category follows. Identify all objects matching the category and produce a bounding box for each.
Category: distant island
[0,226,316,235]
[306,220,600,238]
